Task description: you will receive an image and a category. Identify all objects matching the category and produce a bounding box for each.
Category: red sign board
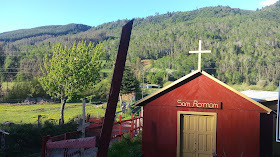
[176,100,222,109]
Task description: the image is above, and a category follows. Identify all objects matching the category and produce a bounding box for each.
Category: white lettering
[177,100,220,109]
[193,100,199,107]
[177,100,181,106]
[177,100,191,107]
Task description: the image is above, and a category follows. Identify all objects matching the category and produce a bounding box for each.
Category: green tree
[0,42,5,67]
[0,43,5,84]
[5,79,48,100]
[121,67,140,95]
[119,67,140,104]
[39,41,103,124]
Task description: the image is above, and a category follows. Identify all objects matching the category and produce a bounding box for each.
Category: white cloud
[260,0,278,7]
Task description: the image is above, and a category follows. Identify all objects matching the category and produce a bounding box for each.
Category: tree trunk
[60,98,66,125]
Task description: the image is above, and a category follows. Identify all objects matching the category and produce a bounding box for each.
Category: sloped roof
[135,70,272,113]
[241,90,278,102]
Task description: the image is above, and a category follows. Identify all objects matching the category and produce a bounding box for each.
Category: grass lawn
[0,102,120,124]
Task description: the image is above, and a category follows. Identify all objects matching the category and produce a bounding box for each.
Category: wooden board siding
[140,72,271,157]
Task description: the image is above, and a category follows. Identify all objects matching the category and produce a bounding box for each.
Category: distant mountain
[0,24,91,42]
[255,1,280,22]
[1,3,280,87]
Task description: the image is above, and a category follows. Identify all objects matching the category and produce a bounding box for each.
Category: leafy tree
[0,42,5,66]
[39,41,103,124]
[121,67,140,95]
[0,42,5,83]
[119,67,140,104]
[86,76,111,100]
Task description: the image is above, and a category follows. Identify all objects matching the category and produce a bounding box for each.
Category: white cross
[189,40,211,71]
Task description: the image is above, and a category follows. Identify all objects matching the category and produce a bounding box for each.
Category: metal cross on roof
[189,40,211,71]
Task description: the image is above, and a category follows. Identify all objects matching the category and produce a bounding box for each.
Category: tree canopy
[39,41,103,124]
[121,67,140,95]
[1,2,280,90]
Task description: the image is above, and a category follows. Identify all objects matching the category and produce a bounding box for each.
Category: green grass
[0,102,120,124]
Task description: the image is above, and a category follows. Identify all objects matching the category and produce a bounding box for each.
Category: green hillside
[0,2,280,88]
[0,23,91,42]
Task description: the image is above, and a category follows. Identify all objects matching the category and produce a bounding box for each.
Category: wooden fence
[41,112,142,157]
[86,112,142,141]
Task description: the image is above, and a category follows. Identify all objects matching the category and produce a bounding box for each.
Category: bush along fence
[41,112,142,157]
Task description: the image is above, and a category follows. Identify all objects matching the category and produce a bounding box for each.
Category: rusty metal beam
[97,19,134,157]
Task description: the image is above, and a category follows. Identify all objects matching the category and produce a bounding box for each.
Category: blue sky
[0,0,278,33]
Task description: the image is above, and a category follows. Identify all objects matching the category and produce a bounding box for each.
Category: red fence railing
[86,112,142,141]
[41,131,90,157]
[41,112,142,157]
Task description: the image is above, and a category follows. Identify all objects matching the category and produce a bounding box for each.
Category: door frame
[176,111,217,157]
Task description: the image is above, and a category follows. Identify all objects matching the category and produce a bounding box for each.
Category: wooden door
[180,113,216,157]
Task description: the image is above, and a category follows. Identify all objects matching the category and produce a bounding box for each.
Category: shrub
[0,120,77,157]
[256,79,267,88]
[4,78,49,102]
[108,133,142,157]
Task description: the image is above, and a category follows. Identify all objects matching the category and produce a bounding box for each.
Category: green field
[0,102,119,124]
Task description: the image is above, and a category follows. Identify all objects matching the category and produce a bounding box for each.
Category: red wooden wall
[142,74,270,157]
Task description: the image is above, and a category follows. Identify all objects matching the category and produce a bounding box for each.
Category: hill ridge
[0,23,91,42]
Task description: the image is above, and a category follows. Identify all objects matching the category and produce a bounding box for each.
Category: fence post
[86,114,89,122]
[38,115,41,127]
[138,112,141,135]
[119,114,122,142]
[63,133,69,157]
[134,114,137,136]
[130,113,133,139]
[41,135,50,157]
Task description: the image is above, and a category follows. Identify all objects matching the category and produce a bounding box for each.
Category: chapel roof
[135,70,272,113]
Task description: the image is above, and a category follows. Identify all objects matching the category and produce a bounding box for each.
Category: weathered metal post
[97,19,134,157]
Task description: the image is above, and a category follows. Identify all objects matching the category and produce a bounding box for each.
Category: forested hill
[0,24,91,42]
[1,2,280,88]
